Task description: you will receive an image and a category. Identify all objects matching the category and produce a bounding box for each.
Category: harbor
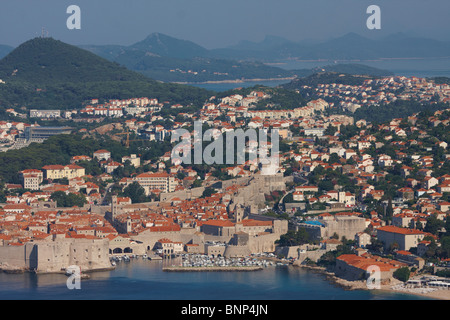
[108,252,289,272]
[163,266,263,272]
[162,253,281,271]
[0,257,425,300]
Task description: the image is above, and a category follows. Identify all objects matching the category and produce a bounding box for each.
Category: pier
[163,266,263,272]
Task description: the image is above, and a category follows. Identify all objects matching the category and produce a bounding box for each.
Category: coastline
[0,264,116,275]
[173,77,296,85]
[294,264,448,300]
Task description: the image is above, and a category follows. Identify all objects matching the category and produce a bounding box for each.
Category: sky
[0,0,449,48]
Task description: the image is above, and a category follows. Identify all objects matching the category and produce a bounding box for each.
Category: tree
[416,220,424,231]
[191,179,202,188]
[388,242,399,254]
[444,219,450,237]
[440,236,450,259]
[121,182,148,203]
[276,228,312,247]
[317,244,354,268]
[318,179,334,192]
[424,214,444,236]
[366,239,384,254]
[385,197,393,220]
[201,187,215,198]
[393,267,410,282]
[50,191,87,207]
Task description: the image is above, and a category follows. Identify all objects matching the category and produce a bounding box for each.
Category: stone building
[135,172,176,195]
[355,232,372,248]
[154,238,184,255]
[376,226,426,251]
[20,169,43,190]
[334,253,407,284]
[42,164,85,180]
[296,214,367,241]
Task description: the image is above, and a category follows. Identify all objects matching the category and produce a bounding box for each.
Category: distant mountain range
[80,32,450,62]
[77,32,406,82]
[1,32,446,83]
[79,33,299,83]
[81,32,449,82]
[212,32,450,61]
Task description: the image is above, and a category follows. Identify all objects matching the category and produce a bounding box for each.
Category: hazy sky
[0,0,449,48]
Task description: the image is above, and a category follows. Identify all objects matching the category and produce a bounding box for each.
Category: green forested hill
[281,71,375,90]
[0,37,149,84]
[0,37,212,111]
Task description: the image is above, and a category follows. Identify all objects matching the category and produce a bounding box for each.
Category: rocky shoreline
[0,263,29,274]
[0,263,115,275]
[293,263,448,299]
[293,264,362,290]
[293,263,388,291]
[174,77,296,85]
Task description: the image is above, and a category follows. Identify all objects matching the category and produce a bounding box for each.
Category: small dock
[147,254,163,260]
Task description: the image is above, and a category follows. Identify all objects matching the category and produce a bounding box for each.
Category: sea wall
[0,244,35,272]
[35,239,112,273]
[275,245,325,262]
[0,239,112,274]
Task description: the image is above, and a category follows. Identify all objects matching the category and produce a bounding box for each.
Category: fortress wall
[0,239,112,274]
[323,217,367,240]
[203,234,232,243]
[248,233,279,253]
[160,187,205,202]
[36,241,72,273]
[133,231,184,251]
[224,245,251,258]
[0,245,29,270]
[36,239,111,273]
[297,250,328,263]
[276,244,325,261]
[220,176,253,189]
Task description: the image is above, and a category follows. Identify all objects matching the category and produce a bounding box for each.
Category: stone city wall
[0,239,112,274]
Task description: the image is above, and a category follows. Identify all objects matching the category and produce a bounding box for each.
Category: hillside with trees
[0,37,212,112]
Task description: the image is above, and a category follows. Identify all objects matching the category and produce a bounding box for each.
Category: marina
[162,253,280,271]
[109,252,285,271]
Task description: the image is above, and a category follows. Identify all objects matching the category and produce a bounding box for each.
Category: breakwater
[163,266,263,272]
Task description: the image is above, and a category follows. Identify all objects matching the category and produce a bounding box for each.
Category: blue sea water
[281,57,450,79]
[191,79,291,92]
[0,259,429,300]
[190,57,450,92]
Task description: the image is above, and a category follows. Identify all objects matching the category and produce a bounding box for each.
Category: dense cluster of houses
[300,76,450,113]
